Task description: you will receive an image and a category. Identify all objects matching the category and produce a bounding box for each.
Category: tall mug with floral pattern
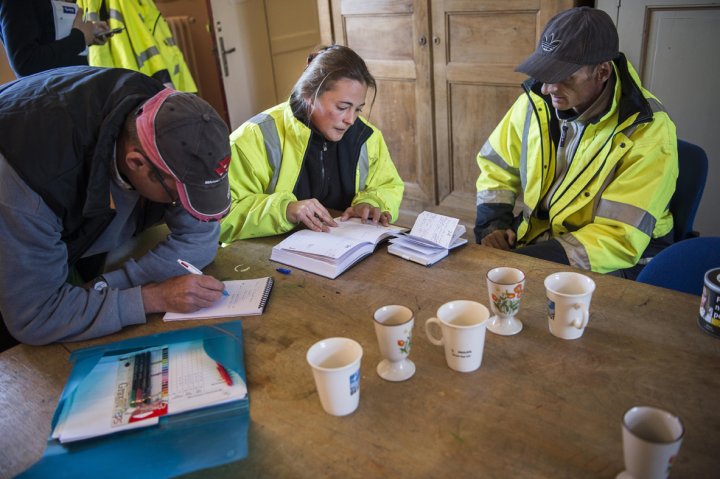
[486,267,526,336]
[373,305,416,382]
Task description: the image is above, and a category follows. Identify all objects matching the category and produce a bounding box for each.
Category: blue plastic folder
[19,321,249,478]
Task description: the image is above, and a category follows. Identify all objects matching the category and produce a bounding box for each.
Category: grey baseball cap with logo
[136,89,231,222]
[515,6,619,84]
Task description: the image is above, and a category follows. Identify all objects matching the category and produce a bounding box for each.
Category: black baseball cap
[136,89,231,221]
[515,7,619,84]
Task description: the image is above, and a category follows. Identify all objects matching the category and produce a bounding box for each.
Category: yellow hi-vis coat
[219,102,405,242]
[475,56,677,273]
[79,0,197,92]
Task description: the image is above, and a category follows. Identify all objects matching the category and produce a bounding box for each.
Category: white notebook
[163,277,274,321]
[388,211,467,266]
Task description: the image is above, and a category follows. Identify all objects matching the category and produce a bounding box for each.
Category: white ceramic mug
[620,406,684,479]
[306,337,363,416]
[373,305,415,382]
[544,272,596,340]
[424,300,489,372]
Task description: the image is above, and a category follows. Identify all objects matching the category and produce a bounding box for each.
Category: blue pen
[276,268,291,275]
[177,259,229,296]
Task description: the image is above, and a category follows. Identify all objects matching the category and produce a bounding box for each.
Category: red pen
[216,362,233,386]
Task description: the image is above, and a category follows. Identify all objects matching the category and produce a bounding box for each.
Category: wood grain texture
[3,238,718,478]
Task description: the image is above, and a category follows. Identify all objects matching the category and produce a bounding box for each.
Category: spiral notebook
[163,277,274,321]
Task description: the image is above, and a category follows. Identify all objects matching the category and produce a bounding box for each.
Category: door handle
[218,36,236,78]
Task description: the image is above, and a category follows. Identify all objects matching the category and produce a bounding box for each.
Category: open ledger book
[270,218,407,279]
[388,211,467,266]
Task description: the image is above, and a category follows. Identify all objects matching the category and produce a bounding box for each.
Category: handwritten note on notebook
[163,277,274,321]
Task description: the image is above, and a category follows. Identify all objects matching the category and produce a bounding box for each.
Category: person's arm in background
[349,125,405,223]
[474,98,525,247]
[0,2,106,76]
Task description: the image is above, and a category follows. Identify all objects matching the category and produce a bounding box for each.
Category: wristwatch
[91,276,108,291]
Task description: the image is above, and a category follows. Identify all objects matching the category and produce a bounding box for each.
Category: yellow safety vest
[79,0,197,92]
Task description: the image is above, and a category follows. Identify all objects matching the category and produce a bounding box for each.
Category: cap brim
[515,51,583,84]
[176,177,230,222]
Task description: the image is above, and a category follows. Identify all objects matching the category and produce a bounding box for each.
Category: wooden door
[431,0,574,225]
[328,0,436,214]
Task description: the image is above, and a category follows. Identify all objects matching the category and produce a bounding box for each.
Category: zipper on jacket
[559,120,568,148]
[320,141,327,182]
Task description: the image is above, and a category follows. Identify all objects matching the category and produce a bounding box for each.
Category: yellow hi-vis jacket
[79,0,197,92]
[475,55,677,273]
[219,102,405,242]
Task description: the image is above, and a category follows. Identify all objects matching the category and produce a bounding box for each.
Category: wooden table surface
[2,238,719,478]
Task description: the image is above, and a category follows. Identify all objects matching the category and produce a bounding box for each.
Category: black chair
[637,237,720,295]
[671,140,708,241]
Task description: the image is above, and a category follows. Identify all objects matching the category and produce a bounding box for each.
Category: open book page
[407,211,466,249]
[274,218,406,260]
[163,278,273,321]
[52,341,247,443]
[167,341,247,415]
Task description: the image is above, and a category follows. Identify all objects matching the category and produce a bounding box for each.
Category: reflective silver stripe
[520,101,534,191]
[596,198,655,236]
[358,143,369,190]
[136,46,160,68]
[622,123,639,138]
[556,234,591,270]
[248,113,282,193]
[647,97,666,114]
[522,203,532,220]
[109,9,124,23]
[476,189,515,205]
[479,141,519,176]
[165,38,177,47]
[86,12,100,21]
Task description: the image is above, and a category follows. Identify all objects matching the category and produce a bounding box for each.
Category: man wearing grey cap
[474,6,677,278]
[0,66,231,347]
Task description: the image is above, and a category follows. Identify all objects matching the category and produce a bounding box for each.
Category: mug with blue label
[544,272,596,340]
[306,337,363,416]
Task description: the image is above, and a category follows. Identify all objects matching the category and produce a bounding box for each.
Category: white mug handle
[571,304,589,330]
[425,317,444,346]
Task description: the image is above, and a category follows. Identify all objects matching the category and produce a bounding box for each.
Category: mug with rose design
[486,267,525,336]
[373,305,415,382]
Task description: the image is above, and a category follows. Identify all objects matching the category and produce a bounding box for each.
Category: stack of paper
[388,211,467,266]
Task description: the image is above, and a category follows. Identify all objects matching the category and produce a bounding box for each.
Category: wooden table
[2,238,719,478]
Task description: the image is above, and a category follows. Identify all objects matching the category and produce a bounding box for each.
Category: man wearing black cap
[0,66,231,347]
[474,6,677,278]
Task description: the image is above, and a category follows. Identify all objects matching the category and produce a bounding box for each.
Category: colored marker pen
[177,259,229,296]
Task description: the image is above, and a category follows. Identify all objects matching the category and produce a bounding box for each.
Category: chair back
[671,140,708,241]
[637,237,720,295]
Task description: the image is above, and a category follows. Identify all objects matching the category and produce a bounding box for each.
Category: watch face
[93,280,108,291]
